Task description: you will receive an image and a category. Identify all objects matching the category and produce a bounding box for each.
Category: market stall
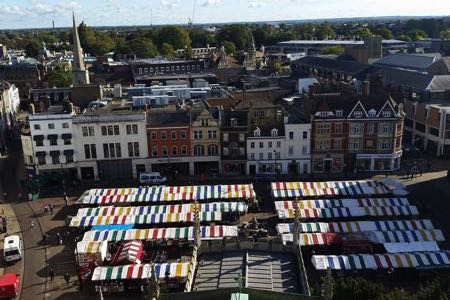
[274,198,409,210]
[111,241,144,266]
[82,225,239,242]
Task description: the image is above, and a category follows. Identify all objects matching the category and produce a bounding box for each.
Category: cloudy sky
[0,0,449,29]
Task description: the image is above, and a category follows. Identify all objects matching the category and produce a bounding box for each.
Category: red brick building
[147,111,192,175]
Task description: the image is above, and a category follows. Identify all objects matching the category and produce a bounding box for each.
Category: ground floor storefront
[356,152,402,172]
[77,158,147,181]
[221,160,246,176]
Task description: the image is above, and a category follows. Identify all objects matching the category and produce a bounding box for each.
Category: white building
[28,105,77,177]
[0,81,20,151]
[246,118,311,175]
[72,105,148,181]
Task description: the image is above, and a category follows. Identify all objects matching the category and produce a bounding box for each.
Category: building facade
[190,108,221,175]
[147,111,192,176]
[73,108,148,181]
[220,110,248,175]
[0,81,20,151]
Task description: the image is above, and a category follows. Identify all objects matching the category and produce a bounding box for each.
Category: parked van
[139,172,167,185]
[3,235,22,263]
[0,273,20,299]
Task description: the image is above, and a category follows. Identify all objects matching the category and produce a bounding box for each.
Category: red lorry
[0,274,19,299]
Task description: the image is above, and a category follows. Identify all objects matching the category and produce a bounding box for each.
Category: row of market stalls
[271,179,450,272]
[77,184,256,205]
[74,184,252,295]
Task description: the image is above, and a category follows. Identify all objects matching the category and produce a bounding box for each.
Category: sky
[0,0,449,29]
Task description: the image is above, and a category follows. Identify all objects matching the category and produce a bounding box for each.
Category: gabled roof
[379,68,450,91]
[374,53,440,71]
[221,110,248,127]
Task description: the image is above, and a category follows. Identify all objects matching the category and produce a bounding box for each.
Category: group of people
[405,160,429,179]
[43,203,55,215]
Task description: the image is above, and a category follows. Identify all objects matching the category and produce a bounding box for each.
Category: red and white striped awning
[111,241,143,266]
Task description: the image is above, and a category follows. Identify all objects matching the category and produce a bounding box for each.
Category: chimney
[29,103,35,115]
[363,81,370,96]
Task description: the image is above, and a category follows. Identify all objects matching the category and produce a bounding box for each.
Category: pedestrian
[64,193,68,206]
[43,204,48,214]
[419,168,423,176]
[49,204,54,215]
[63,272,70,285]
[2,192,7,201]
[42,234,47,244]
[49,268,55,281]
[29,219,34,230]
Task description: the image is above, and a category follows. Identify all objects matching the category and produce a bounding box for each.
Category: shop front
[356,152,402,172]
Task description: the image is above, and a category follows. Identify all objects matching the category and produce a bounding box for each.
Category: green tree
[397,34,412,42]
[47,63,72,87]
[24,39,41,57]
[316,22,336,40]
[127,38,159,58]
[188,28,215,48]
[333,277,383,300]
[407,29,428,41]
[374,27,394,39]
[378,289,414,300]
[440,29,450,39]
[160,43,175,58]
[353,27,373,38]
[417,280,448,300]
[272,60,283,73]
[217,24,249,50]
[154,26,191,50]
[321,45,344,55]
[223,41,236,55]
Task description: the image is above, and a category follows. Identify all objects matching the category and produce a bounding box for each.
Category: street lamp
[273,149,277,174]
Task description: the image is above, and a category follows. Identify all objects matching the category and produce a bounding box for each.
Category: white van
[139,172,167,185]
[3,235,22,263]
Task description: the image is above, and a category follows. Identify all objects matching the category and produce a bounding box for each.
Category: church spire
[72,12,90,86]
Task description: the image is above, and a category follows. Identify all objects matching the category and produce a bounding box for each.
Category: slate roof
[374,53,441,71]
[379,68,450,91]
[147,110,190,127]
[221,110,248,128]
[293,55,369,75]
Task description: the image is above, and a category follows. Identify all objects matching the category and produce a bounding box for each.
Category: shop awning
[274,198,409,210]
[70,212,222,227]
[312,252,450,271]
[47,134,58,140]
[75,241,107,254]
[280,232,342,246]
[111,240,143,265]
[91,262,190,281]
[368,229,445,243]
[276,220,435,234]
[82,225,238,242]
[76,202,248,217]
[63,149,74,155]
[33,135,44,141]
[61,133,72,139]
[384,241,440,253]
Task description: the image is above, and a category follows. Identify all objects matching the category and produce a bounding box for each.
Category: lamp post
[273,149,277,174]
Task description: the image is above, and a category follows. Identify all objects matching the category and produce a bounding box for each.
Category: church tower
[72,13,90,86]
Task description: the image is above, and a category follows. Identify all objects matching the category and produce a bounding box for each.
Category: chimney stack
[362,81,370,96]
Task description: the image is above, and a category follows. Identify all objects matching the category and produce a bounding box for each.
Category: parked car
[139,172,167,185]
[3,235,22,263]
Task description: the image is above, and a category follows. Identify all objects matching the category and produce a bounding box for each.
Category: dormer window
[318,111,328,117]
[382,111,392,118]
[230,118,237,127]
[271,128,278,137]
[368,109,376,118]
[254,128,261,137]
[354,111,363,118]
[336,110,343,117]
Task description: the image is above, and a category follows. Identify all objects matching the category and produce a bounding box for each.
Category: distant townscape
[1,12,450,300]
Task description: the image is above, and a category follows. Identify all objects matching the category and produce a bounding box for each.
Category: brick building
[146,110,192,175]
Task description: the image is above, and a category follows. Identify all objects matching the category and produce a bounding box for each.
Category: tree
[397,34,412,42]
[160,43,175,58]
[417,280,448,300]
[321,45,344,55]
[47,63,72,87]
[189,28,215,48]
[378,289,414,300]
[127,38,159,58]
[223,41,236,55]
[374,27,394,39]
[441,29,450,39]
[316,22,336,40]
[154,26,191,50]
[272,60,283,74]
[332,276,383,300]
[407,29,428,41]
[217,24,249,50]
[353,27,372,38]
[24,40,41,58]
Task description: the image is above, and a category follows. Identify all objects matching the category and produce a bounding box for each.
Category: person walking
[49,268,55,281]
[64,193,69,206]
[49,204,54,215]
[29,219,34,230]
[63,272,70,285]
[2,192,7,201]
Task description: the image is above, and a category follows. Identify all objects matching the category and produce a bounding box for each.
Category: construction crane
[188,0,197,28]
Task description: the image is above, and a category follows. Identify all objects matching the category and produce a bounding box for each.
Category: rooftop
[374,53,441,71]
[73,102,146,123]
[293,55,369,75]
[147,110,190,127]
[130,58,198,65]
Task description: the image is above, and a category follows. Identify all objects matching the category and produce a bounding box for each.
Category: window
[268,141,272,148]
[368,109,376,117]
[103,143,120,158]
[382,111,392,118]
[250,142,255,149]
[259,153,264,160]
[172,146,177,156]
[268,152,272,159]
[201,119,209,127]
[223,147,229,156]
[239,147,245,155]
[194,145,204,156]
[108,143,115,158]
[277,141,281,148]
[91,144,97,158]
[336,110,343,117]
[271,128,278,137]
[36,139,43,147]
[349,139,361,150]
[379,139,391,150]
[259,142,263,148]
[138,67,142,74]
[171,131,177,140]
[316,123,330,134]
[48,123,55,129]
[250,153,255,160]
[128,142,140,157]
[289,132,294,140]
[84,144,97,159]
[82,126,89,136]
[181,145,188,156]
[354,111,363,118]
[101,126,107,136]
[208,144,218,156]
[334,139,342,150]
[231,118,238,127]
[115,143,121,157]
[208,130,217,139]
[132,124,138,134]
[302,145,308,155]
[151,131,157,140]
[254,128,260,137]
[51,154,60,164]
[126,125,132,135]
[65,153,73,163]
[180,130,187,139]
[379,123,392,135]
[161,131,167,140]
[64,138,71,145]
[367,123,375,134]
[33,124,41,130]
[162,146,168,157]
[288,145,294,155]
[114,125,120,135]
[152,146,158,157]
[107,125,113,136]
[239,133,245,142]
[316,139,330,151]
[334,123,343,134]
[350,123,363,135]
[223,133,229,142]
[303,131,308,139]
[37,154,46,165]
[194,130,203,139]
[62,123,69,129]
[49,138,57,146]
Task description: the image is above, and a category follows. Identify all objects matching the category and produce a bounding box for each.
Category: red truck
[0,274,19,299]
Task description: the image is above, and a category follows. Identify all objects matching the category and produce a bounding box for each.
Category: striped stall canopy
[70,212,221,227]
[271,180,390,198]
[368,229,445,243]
[112,241,143,265]
[91,262,190,281]
[312,252,450,270]
[82,225,238,242]
[277,205,418,220]
[76,241,106,254]
[280,233,342,246]
[76,202,248,217]
[274,198,409,210]
[78,184,256,204]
